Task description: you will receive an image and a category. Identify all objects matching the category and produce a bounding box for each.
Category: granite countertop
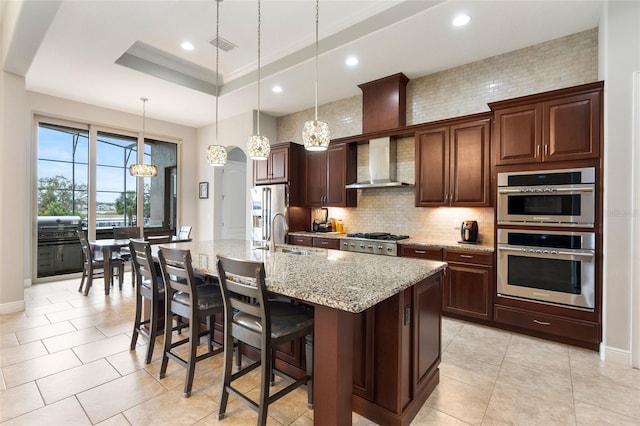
[158,239,446,313]
[288,231,346,239]
[399,238,495,253]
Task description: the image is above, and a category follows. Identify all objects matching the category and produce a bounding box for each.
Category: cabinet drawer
[289,235,313,247]
[494,305,600,344]
[400,245,443,261]
[312,237,340,249]
[445,250,493,266]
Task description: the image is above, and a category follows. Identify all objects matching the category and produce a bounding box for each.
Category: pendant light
[207,0,228,167]
[302,0,330,151]
[129,97,158,177]
[246,0,270,160]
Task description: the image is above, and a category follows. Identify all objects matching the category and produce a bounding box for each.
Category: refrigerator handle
[261,188,267,241]
[265,187,271,241]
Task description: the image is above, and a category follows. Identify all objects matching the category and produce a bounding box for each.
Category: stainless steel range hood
[346,137,414,189]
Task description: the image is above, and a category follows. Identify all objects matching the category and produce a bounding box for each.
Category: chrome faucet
[269,212,288,251]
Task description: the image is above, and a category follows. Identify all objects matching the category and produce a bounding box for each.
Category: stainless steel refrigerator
[250,184,289,247]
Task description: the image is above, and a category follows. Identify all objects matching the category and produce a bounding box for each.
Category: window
[36,118,179,238]
[37,123,89,219]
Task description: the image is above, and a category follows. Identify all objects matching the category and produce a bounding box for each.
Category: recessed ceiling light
[272,85,283,93]
[346,56,359,67]
[181,41,194,51]
[452,14,470,27]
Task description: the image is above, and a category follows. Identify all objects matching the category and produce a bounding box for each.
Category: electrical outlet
[453,220,460,229]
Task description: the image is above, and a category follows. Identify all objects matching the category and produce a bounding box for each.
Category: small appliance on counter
[315,208,332,232]
[460,220,479,243]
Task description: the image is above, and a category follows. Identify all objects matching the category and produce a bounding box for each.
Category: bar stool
[112,226,141,286]
[129,239,185,364]
[157,247,224,397]
[216,255,314,426]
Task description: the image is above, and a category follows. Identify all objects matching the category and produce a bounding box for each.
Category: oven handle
[497,246,594,258]
[498,187,593,194]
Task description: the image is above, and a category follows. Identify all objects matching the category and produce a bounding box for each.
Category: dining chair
[129,239,185,364]
[113,226,141,286]
[157,247,224,397]
[77,230,124,295]
[176,225,192,240]
[216,255,314,425]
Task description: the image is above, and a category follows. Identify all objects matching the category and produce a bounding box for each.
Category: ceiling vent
[210,36,237,52]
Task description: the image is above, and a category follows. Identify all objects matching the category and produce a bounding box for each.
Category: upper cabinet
[415,114,491,207]
[306,143,357,207]
[253,142,306,205]
[490,81,603,166]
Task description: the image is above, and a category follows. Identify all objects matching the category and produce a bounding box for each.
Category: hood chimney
[358,73,409,133]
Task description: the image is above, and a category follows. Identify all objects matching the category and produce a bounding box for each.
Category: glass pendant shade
[207,145,227,166]
[303,119,330,151]
[129,164,158,177]
[247,134,270,160]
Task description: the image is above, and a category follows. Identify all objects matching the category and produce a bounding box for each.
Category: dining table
[151,239,446,425]
[89,235,191,295]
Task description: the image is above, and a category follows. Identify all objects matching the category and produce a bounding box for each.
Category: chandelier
[207,0,227,167]
[129,97,158,177]
[302,0,330,151]
[246,0,270,160]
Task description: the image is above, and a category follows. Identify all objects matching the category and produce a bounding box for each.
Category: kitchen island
[157,239,447,426]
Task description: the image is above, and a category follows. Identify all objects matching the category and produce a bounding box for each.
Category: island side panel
[352,271,443,426]
[313,305,354,426]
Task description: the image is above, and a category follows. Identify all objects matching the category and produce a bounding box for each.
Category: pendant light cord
[314,0,319,122]
[256,0,262,135]
[141,97,147,143]
[215,0,220,143]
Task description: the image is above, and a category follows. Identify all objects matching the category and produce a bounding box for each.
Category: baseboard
[0,299,25,314]
[599,342,632,366]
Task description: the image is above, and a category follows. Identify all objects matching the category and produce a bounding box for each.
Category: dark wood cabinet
[415,114,491,207]
[400,245,443,261]
[443,250,493,321]
[288,235,313,247]
[312,237,340,249]
[491,81,602,166]
[305,143,357,207]
[253,143,306,206]
[352,272,442,426]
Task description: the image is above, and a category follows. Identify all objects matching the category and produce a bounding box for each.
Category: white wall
[600,0,640,364]
[196,110,276,242]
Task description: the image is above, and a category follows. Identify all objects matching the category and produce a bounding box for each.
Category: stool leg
[258,345,271,426]
[217,324,234,420]
[158,300,172,380]
[146,294,158,364]
[183,314,199,397]
[130,292,142,351]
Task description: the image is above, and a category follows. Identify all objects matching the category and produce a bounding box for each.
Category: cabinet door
[415,127,449,206]
[289,235,313,247]
[543,91,600,162]
[413,273,442,392]
[325,144,349,206]
[400,245,443,261]
[450,120,491,206]
[493,104,542,165]
[312,237,340,249]
[444,263,493,320]
[305,150,326,207]
[253,158,270,184]
[269,145,289,183]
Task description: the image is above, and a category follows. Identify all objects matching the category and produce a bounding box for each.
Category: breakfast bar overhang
[157,240,447,426]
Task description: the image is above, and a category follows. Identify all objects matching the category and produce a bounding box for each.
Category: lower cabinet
[443,250,494,320]
[288,235,313,247]
[287,234,340,250]
[494,304,600,347]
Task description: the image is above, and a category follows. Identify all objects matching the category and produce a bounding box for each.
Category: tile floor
[1,276,640,425]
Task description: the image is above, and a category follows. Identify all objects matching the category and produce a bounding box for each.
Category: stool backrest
[130,239,161,292]
[158,247,198,305]
[216,255,270,349]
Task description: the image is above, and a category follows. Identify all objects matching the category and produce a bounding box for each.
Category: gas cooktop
[345,232,410,241]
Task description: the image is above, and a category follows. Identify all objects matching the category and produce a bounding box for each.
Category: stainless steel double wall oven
[496,167,596,310]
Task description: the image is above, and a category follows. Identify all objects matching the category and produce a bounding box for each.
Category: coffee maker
[313,208,332,232]
[460,220,479,243]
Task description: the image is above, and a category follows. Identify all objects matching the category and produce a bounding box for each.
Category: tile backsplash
[280,28,598,246]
